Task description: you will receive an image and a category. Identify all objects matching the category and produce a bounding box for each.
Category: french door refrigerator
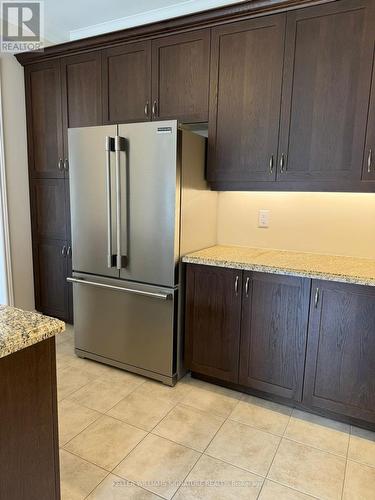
[67,120,216,385]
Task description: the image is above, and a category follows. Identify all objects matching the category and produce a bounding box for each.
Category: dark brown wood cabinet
[208,15,285,183]
[0,338,60,500]
[239,273,310,401]
[304,280,375,423]
[35,239,69,320]
[208,0,375,191]
[278,0,374,184]
[61,51,102,131]
[151,30,210,122]
[31,179,67,240]
[25,60,64,179]
[102,41,151,123]
[185,264,242,383]
[185,264,375,427]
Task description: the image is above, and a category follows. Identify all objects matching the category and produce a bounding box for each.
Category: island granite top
[182,245,375,287]
[0,305,65,359]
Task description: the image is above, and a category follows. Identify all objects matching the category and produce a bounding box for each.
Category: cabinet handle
[144,101,149,117]
[280,154,286,173]
[58,158,64,170]
[152,100,158,118]
[368,149,373,173]
[269,155,274,174]
[67,245,72,257]
[245,277,250,297]
[234,276,239,296]
[64,158,69,171]
[61,245,67,257]
[314,287,320,308]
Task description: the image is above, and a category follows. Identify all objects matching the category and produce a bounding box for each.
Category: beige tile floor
[56,327,375,500]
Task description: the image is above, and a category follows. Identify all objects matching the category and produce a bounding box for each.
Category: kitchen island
[0,306,64,500]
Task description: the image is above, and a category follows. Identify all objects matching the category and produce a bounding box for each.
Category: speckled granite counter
[183,245,375,286]
[0,305,65,359]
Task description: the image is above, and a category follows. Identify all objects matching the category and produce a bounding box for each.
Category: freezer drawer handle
[67,277,172,300]
[105,136,116,268]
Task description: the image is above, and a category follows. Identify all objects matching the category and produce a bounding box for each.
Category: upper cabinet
[61,51,102,131]
[102,41,152,123]
[278,0,374,184]
[25,60,64,179]
[208,0,375,191]
[151,29,210,122]
[208,15,286,184]
[363,49,375,181]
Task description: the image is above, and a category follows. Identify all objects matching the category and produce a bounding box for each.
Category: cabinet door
[34,238,69,321]
[185,265,242,383]
[31,179,67,240]
[362,48,375,181]
[239,273,310,401]
[25,60,64,179]
[102,41,151,123]
[151,30,210,122]
[61,51,102,131]
[304,280,375,423]
[208,15,285,184]
[278,0,374,183]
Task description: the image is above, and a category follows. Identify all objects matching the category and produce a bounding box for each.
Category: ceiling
[43,0,244,44]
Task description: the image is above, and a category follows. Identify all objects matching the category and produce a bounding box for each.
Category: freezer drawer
[69,274,177,383]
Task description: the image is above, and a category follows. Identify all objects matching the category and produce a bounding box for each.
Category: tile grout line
[256,410,292,499]
[169,393,242,499]
[340,425,352,500]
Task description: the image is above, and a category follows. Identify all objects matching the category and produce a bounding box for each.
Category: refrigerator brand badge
[157,127,173,134]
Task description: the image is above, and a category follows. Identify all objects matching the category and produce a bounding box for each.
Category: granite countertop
[0,305,65,359]
[182,245,375,286]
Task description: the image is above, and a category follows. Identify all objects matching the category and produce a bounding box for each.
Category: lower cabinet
[304,280,375,424]
[35,239,69,321]
[185,264,375,427]
[239,272,310,401]
[185,264,242,383]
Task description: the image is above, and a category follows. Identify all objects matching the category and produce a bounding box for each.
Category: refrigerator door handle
[67,277,172,300]
[105,136,115,268]
[115,136,127,269]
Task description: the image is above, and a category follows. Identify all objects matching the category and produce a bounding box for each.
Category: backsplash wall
[217,192,375,259]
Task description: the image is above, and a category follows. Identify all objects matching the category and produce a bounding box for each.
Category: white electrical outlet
[258,209,270,228]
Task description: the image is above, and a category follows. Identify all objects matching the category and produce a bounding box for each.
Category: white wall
[217,191,375,259]
[0,54,34,310]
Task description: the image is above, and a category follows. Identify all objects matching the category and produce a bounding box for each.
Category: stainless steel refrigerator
[67,120,216,385]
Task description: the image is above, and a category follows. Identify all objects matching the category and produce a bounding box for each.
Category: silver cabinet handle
[368,149,373,173]
[58,158,64,170]
[61,245,67,257]
[67,245,72,258]
[105,136,114,268]
[64,158,69,171]
[234,276,239,295]
[152,100,158,118]
[245,277,250,297]
[314,287,320,308]
[67,277,172,300]
[269,155,274,174]
[280,154,286,173]
[144,101,149,117]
